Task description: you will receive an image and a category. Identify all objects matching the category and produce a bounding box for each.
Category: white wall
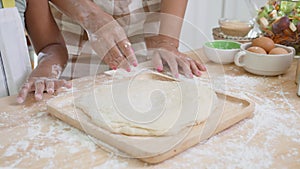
[179,0,267,52]
[179,0,222,52]
[224,0,267,20]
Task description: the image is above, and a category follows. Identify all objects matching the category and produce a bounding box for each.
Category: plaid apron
[50,0,162,79]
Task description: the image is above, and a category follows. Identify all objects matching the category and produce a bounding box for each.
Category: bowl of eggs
[234,37,296,76]
[203,40,241,64]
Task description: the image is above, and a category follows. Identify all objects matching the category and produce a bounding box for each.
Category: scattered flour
[0,103,98,168]
[0,70,299,168]
[145,73,300,169]
[31,147,55,158]
[93,155,129,169]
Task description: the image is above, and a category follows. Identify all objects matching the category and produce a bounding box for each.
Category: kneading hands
[145,35,206,78]
[18,0,207,103]
[51,0,206,77]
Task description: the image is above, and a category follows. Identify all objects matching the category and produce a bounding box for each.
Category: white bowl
[203,40,241,64]
[234,43,295,76]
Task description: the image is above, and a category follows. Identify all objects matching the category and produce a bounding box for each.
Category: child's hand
[145,35,206,78]
[16,64,71,104]
[16,77,72,103]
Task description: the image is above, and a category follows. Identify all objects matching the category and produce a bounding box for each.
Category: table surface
[0,49,299,169]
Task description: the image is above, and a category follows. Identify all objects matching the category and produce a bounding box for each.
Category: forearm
[50,0,113,32]
[26,0,69,78]
[159,0,188,39]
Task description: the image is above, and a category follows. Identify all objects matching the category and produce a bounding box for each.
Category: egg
[247,46,267,54]
[252,37,275,53]
[269,47,288,54]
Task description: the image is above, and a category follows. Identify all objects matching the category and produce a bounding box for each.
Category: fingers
[16,81,34,104]
[190,61,202,77]
[35,79,72,101]
[176,57,193,78]
[107,46,131,72]
[64,81,72,88]
[195,60,207,71]
[160,51,179,78]
[16,78,72,104]
[89,21,137,70]
[153,49,207,78]
[46,80,55,94]
[180,54,203,77]
[145,34,207,77]
[54,79,72,89]
[34,80,45,101]
[152,50,163,72]
[117,40,138,67]
[103,53,118,70]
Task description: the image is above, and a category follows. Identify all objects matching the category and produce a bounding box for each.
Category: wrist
[31,62,64,79]
[32,44,68,79]
[37,44,68,65]
[80,8,114,33]
[145,34,179,49]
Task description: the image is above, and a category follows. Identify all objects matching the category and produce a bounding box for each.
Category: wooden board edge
[139,124,203,164]
[46,92,255,164]
[214,94,255,134]
[47,105,84,131]
[138,94,255,164]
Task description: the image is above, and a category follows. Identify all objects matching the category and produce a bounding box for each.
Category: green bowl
[204,40,241,50]
[203,40,241,64]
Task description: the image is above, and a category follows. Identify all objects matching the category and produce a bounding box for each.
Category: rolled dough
[75,79,218,136]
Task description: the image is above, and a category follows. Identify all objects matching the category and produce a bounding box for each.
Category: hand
[86,12,138,71]
[145,35,206,78]
[16,78,72,103]
[16,65,72,103]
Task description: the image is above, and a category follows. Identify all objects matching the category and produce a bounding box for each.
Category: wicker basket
[212,27,258,43]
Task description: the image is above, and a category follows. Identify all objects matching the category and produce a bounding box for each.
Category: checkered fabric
[50,0,162,79]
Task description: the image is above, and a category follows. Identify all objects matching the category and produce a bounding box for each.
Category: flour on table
[75,79,218,136]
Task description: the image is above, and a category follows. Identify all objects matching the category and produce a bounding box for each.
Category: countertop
[0,49,299,168]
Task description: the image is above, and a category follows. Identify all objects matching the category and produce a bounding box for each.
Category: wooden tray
[47,74,254,164]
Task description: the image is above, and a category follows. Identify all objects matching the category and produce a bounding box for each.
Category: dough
[75,79,218,136]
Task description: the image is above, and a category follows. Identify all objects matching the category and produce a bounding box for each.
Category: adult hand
[16,65,71,103]
[85,11,137,71]
[50,0,138,71]
[145,35,206,78]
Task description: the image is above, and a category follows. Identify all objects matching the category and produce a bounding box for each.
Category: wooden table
[1,49,299,168]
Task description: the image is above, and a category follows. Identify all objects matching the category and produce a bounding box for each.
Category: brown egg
[252,37,275,52]
[269,47,288,54]
[247,46,267,54]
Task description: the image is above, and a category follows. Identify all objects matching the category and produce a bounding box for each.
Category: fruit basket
[256,0,300,55]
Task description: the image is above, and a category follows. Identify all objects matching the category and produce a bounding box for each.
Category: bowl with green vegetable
[203,40,241,64]
[257,0,300,54]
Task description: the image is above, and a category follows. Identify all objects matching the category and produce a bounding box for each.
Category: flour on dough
[75,79,218,136]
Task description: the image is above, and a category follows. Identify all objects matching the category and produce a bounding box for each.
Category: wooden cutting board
[47,72,255,164]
